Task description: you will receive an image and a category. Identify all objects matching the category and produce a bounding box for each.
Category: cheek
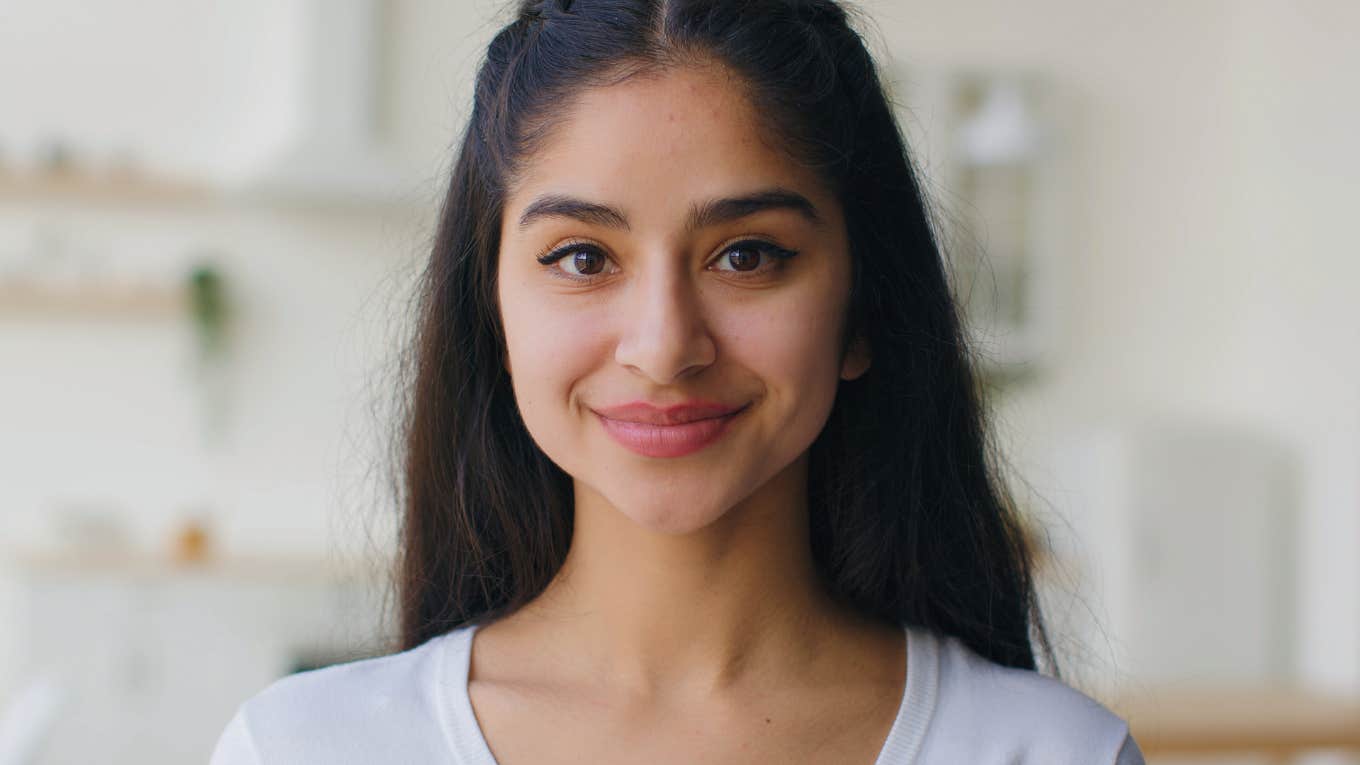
[716,286,848,396]
[498,283,609,431]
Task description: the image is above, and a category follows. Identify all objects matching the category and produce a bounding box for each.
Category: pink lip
[593,400,748,458]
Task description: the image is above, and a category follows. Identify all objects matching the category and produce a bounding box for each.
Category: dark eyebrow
[518,195,630,230]
[517,188,821,232]
[689,188,821,230]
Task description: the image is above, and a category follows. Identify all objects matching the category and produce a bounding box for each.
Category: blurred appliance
[0,674,65,765]
[891,68,1066,380]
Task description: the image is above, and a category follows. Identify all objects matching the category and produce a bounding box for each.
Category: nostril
[612,273,718,383]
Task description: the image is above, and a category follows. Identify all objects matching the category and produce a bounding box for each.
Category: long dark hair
[396,0,1051,672]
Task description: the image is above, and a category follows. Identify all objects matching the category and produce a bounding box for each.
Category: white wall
[0,0,301,179]
[0,205,423,554]
[0,0,504,560]
[863,0,1360,689]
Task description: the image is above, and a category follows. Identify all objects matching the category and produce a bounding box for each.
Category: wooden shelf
[3,546,387,584]
[0,280,185,318]
[0,170,213,207]
[0,169,425,213]
[1114,685,1360,756]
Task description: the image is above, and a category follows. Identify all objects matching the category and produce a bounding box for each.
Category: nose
[613,263,716,384]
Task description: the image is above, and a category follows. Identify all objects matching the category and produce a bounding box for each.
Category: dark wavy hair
[395,0,1052,672]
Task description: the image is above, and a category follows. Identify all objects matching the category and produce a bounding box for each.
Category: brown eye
[567,249,606,275]
[537,243,615,280]
[711,240,798,274]
[724,246,761,271]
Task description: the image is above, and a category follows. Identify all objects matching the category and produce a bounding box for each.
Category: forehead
[504,64,833,222]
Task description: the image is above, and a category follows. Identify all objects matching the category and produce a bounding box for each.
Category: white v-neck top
[211,623,1144,764]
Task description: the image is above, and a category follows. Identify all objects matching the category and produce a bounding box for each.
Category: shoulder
[210,628,471,764]
[913,630,1143,764]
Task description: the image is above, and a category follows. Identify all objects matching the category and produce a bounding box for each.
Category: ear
[840,334,871,381]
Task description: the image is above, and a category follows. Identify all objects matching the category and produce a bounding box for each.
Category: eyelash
[534,238,799,284]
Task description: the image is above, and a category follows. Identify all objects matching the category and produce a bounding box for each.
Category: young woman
[213,1,1143,762]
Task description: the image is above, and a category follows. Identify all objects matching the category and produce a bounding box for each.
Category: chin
[594,481,746,536]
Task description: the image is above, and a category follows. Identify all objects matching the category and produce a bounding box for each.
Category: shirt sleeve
[209,705,263,765]
[1113,732,1146,765]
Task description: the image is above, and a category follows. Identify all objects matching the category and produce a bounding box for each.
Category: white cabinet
[1041,421,1296,694]
[0,553,388,765]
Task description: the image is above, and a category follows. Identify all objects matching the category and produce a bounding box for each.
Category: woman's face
[497,64,868,534]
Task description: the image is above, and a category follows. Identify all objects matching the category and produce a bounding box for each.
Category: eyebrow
[516,188,821,231]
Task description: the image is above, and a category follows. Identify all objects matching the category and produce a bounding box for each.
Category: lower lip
[596,407,746,458]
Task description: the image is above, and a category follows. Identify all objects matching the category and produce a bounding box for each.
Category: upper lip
[593,400,746,425]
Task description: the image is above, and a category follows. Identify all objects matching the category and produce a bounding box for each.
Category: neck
[516,453,857,701]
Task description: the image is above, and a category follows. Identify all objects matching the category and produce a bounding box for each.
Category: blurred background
[0,0,1355,763]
